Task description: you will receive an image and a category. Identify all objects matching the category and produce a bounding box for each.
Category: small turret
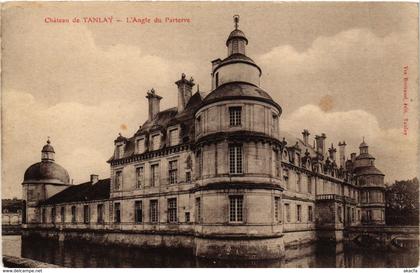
[41,138,55,162]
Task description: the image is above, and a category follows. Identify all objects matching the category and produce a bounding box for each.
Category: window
[41,208,46,223]
[307,176,312,194]
[229,196,243,223]
[274,150,281,177]
[136,138,145,154]
[195,197,201,223]
[285,203,290,223]
[283,168,289,187]
[71,206,76,224]
[97,204,104,224]
[167,198,177,223]
[169,129,179,146]
[229,144,243,174]
[338,206,342,223]
[150,200,158,223]
[297,173,301,192]
[272,114,278,133]
[229,107,242,126]
[185,212,190,223]
[274,197,280,222]
[186,171,191,183]
[297,205,302,222]
[358,210,361,221]
[197,150,203,177]
[151,134,161,151]
[135,201,142,223]
[117,144,124,159]
[196,116,202,135]
[366,210,372,222]
[308,206,313,222]
[351,208,355,222]
[150,164,159,187]
[168,160,178,184]
[115,171,122,190]
[61,207,65,223]
[215,72,219,88]
[136,166,144,189]
[83,205,90,224]
[114,203,121,223]
[51,207,56,224]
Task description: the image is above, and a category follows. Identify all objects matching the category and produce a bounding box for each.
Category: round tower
[353,139,385,225]
[22,139,70,224]
[193,16,285,259]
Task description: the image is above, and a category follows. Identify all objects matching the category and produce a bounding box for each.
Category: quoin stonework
[22,16,386,260]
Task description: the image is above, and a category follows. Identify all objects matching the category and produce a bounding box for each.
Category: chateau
[22,17,386,260]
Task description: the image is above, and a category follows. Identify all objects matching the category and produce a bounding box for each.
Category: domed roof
[356,153,375,160]
[359,140,368,148]
[353,165,384,176]
[42,141,55,153]
[23,161,70,185]
[214,53,261,75]
[226,29,248,45]
[203,82,281,113]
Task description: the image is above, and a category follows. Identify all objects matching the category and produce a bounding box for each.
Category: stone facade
[22,17,386,260]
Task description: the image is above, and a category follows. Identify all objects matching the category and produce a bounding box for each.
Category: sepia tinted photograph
[1,1,419,269]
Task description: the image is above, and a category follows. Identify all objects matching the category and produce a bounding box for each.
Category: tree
[385,178,419,225]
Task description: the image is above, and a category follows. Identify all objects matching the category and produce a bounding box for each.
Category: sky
[2,2,418,198]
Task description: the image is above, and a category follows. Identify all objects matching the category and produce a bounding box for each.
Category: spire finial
[47,136,51,145]
[197,84,200,92]
[233,15,239,30]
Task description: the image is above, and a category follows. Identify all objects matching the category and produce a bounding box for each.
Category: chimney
[351,152,356,162]
[315,133,326,155]
[175,73,195,112]
[328,143,337,162]
[90,174,99,184]
[338,141,346,168]
[302,129,310,146]
[146,88,162,121]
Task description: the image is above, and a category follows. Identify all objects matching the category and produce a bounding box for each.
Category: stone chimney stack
[315,133,326,155]
[175,73,195,112]
[338,141,346,168]
[146,88,162,121]
[90,174,99,184]
[302,129,310,146]
[328,143,337,162]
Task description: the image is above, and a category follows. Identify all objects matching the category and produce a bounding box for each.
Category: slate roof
[353,166,384,176]
[40,178,110,205]
[108,91,204,162]
[202,82,281,112]
[23,161,70,185]
[226,29,248,45]
[2,199,24,213]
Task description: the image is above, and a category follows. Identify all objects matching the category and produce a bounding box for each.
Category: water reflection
[2,236,419,268]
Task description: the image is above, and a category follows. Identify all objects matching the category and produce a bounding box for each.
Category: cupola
[211,15,261,89]
[41,138,55,162]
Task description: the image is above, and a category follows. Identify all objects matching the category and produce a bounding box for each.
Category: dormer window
[136,138,145,154]
[229,107,242,127]
[151,134,161,151]
[115,144,124,159]
[168,128,179,146]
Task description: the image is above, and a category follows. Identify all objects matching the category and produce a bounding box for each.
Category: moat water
[2,235,419,268]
